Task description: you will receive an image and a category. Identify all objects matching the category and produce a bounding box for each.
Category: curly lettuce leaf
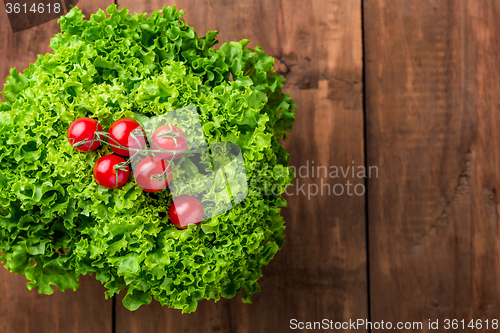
[0,5,296,313]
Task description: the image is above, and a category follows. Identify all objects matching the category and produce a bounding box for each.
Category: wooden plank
[0,1,113,332]
[365,0,500,330]
[116,0,367,332]
[0,275,111,333]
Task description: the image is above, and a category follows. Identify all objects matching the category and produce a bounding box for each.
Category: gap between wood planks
[360,0,371,331]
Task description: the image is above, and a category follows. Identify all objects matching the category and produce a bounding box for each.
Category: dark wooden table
[1,0,499,332]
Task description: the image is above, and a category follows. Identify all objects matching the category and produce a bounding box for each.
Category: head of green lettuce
[0,5,296,312]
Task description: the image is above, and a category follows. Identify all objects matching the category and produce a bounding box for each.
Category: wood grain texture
[365,0,500,330]
[115,0,367,332]
[0,275,111,333]
[0,1,113,332]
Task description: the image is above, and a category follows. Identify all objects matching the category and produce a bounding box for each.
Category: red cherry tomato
[151,125,188,160]
[67,117,103,152]
[107,118,146,156]
[93,154,130,189]
[134,156,173,193]
[169,196,204,229]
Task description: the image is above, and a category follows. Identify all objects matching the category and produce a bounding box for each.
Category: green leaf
[123,287,153,311]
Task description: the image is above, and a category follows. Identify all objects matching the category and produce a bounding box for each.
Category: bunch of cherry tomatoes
[67,117,204,229]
